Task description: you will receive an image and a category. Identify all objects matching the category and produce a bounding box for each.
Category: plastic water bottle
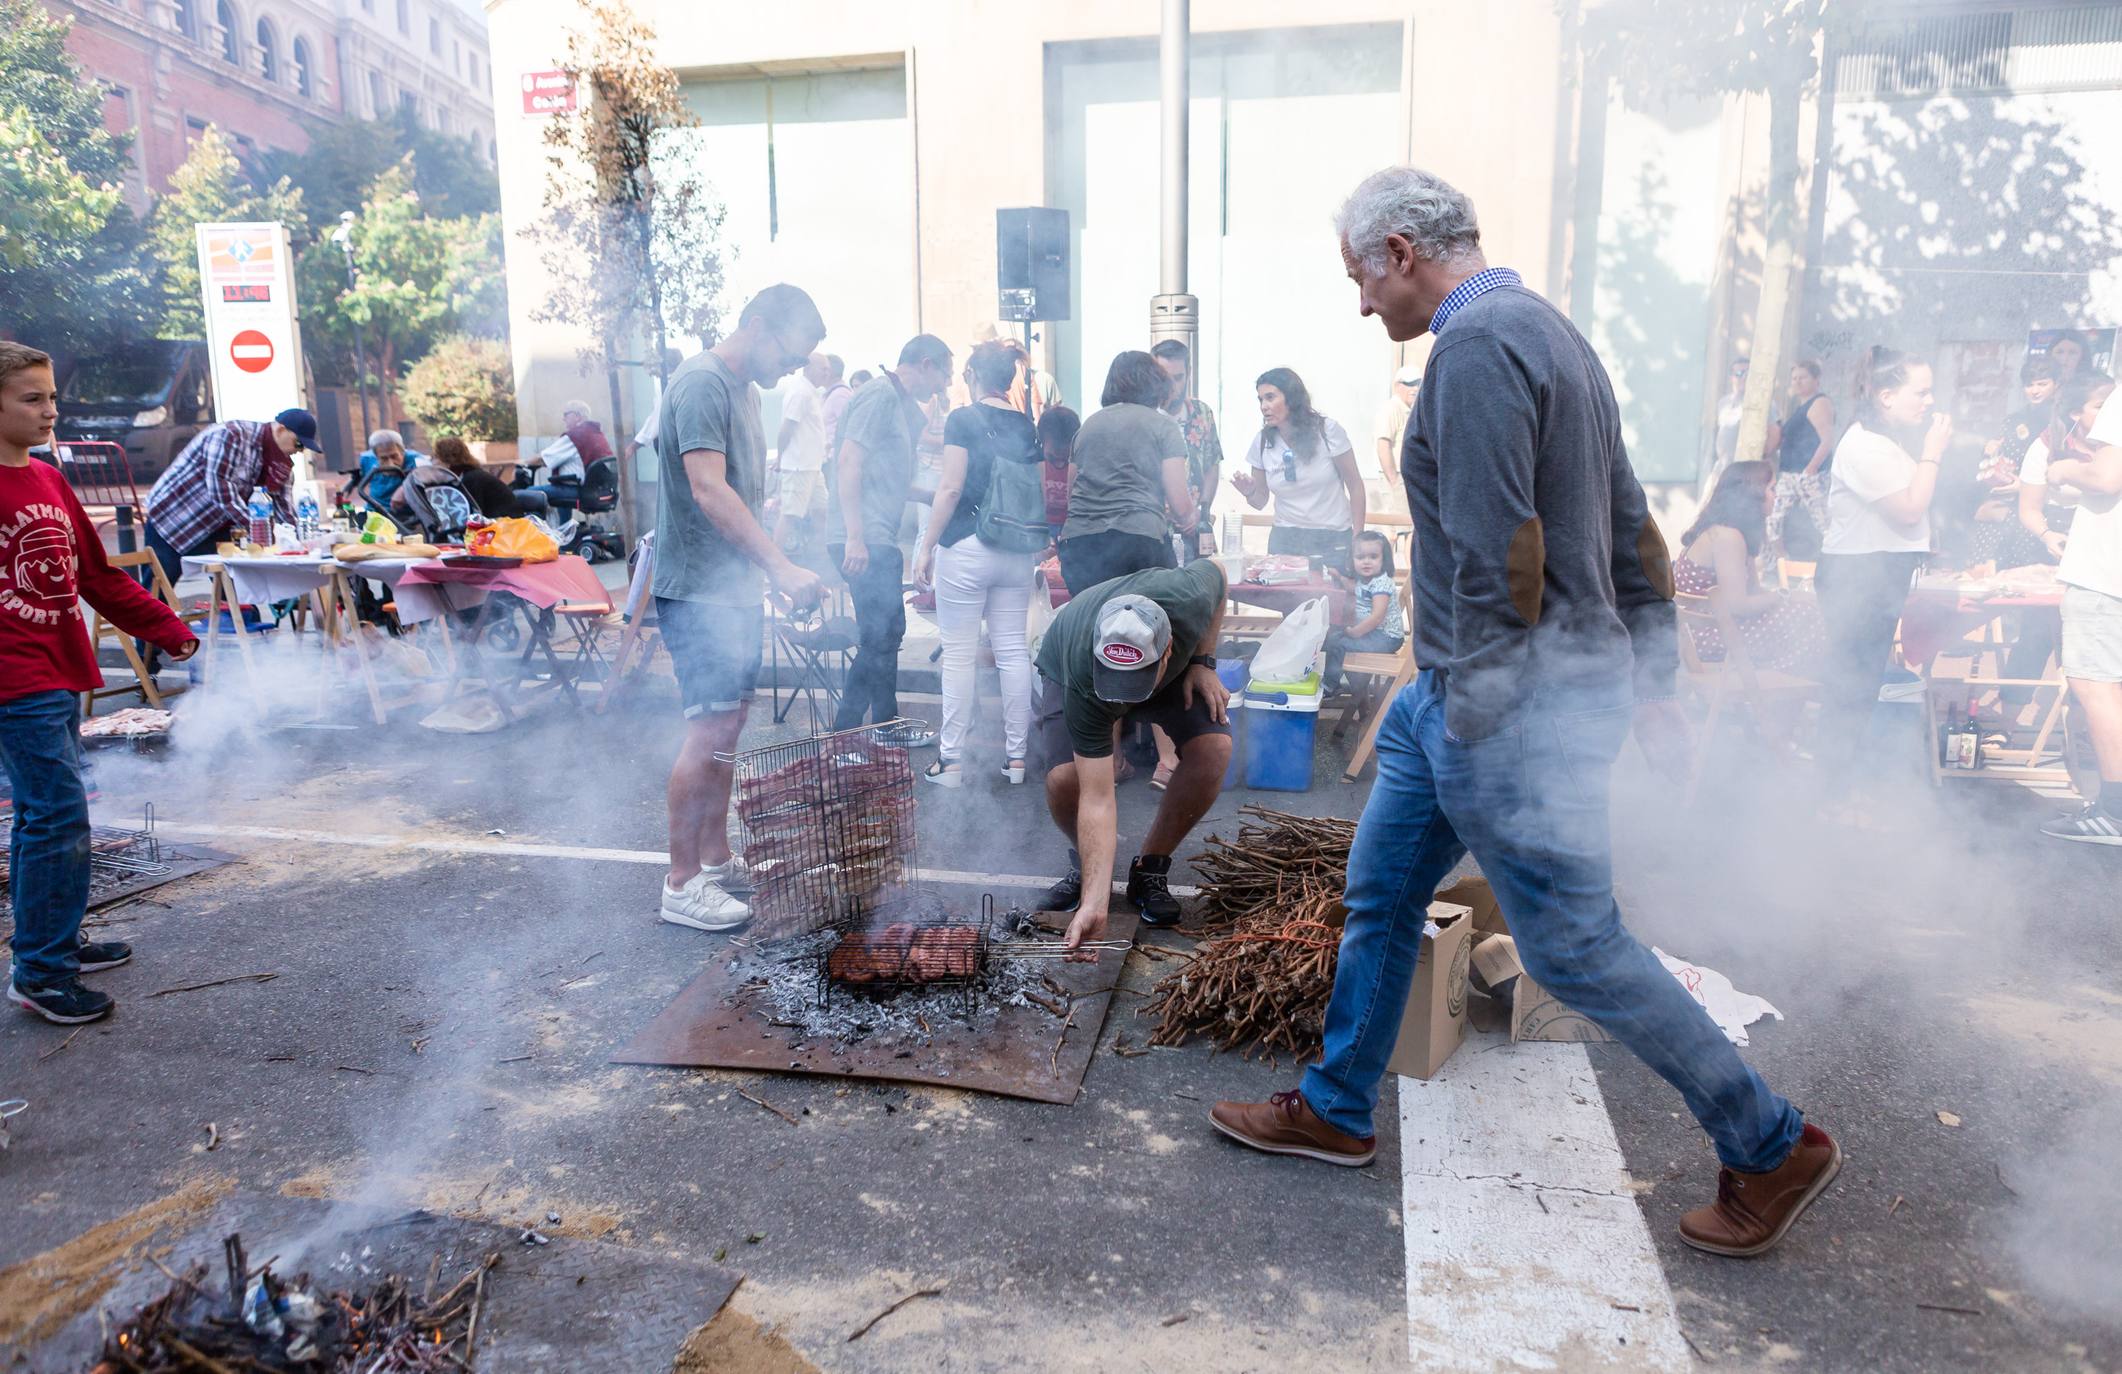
[295,493,318,539]
[247,486,273,548]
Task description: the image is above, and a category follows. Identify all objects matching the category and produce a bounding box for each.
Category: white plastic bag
[1250,595,1330,682]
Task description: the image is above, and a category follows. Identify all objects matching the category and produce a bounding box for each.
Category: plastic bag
[466,516,559,564]
[1249,595,1329,682]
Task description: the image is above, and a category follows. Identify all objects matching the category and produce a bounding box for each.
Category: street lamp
[331,209,374,439]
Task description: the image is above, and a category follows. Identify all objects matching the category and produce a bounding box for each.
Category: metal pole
[1150,0,1199,381]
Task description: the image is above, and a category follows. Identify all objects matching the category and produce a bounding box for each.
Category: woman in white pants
[914,341,1045,785]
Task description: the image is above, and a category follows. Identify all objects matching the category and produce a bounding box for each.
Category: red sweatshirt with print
[1,457,196,705]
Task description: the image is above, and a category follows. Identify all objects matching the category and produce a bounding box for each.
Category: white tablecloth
[180,554,423,607]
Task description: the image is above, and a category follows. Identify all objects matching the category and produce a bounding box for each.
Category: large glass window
[255,17,280,83]
[293,37,313,98]
[215,0,238,63]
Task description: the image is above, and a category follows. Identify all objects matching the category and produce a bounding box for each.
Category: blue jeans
[1324,626,1404,686]
[0,690,93,986]
[1300,671,1803,1173]
[528,481,582,523]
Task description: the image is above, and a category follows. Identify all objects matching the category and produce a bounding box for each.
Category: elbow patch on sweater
[1506,517,1545,626]
[1635,518,1675,600]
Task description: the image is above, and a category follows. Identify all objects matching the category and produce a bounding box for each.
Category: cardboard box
[1437,875,1504,939]
[1384,902,1473,1078]
[1467,934,1613,1044]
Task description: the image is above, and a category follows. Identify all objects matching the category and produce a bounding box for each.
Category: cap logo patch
[1101,643,1145,667]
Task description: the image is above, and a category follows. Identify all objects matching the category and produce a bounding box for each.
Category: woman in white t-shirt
[1229,367,1366,574]
[1816,346,1953,766]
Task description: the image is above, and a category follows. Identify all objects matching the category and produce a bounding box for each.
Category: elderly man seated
[344,429,426,518]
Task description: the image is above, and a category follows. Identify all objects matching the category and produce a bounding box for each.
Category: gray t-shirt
[834,376,918,546]
[652,352,766,608]
[1060,402,1188,542]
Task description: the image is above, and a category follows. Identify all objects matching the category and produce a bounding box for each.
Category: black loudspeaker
[996,207,1070,322]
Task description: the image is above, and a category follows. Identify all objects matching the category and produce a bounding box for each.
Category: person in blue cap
[144,406,317,584]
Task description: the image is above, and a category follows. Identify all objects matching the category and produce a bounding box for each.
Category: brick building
[47,0,495,214]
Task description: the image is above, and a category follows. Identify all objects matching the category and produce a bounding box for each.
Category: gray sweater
[1401,284,1676,740]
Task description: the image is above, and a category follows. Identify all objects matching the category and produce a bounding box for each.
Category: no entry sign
[230,329,275,374]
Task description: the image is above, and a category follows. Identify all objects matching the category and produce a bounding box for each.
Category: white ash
[725,925,1059,1047]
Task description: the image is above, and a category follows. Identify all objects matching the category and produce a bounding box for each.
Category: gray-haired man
[1212,166,1840,1259]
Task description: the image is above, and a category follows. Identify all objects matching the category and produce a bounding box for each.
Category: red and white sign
[230,329,275,374]
[521,70,576,117]
[196,222,304,423]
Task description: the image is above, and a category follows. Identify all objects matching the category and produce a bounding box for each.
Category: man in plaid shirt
[143,407,316,583]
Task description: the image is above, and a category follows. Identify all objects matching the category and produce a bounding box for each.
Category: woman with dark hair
[1055,350,1194,595]
[2045,329,2094,383]
[1230,366,1364,573]
[1674,460,1824,674]
[434,435,542,520]
[912,341,1043,788]
[1815,346,1952,768]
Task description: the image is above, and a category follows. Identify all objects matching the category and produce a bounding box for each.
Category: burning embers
[728,724,919,934]
[97,1233,496,1373]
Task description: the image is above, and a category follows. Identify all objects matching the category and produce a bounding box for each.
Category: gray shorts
[654,596,762,715]
[2062,584,2122,683]
[1033,674,1230,772]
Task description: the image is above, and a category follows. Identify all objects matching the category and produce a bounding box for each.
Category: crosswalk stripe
[1399,1039,1692,1371]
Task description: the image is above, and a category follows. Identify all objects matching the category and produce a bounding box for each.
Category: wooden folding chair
[82,550,188,716]
[1675,591,1819,800]
[1775,558,1817,591]
[1339,580,1417,782]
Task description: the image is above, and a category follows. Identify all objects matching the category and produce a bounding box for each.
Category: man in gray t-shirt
[830,332,953,734]
[652,284,827,940]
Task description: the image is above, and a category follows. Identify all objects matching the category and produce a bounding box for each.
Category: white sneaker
[659,867,750,932]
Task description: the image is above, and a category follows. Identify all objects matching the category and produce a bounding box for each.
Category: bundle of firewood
[1144,807,1357,1060]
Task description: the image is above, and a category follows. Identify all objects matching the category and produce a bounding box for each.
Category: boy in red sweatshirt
[1,342,199,1025]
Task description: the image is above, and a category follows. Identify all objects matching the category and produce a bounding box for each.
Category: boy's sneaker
[76,937,133,972]
[1126,854,1184,927]
[2040,804,2122,846]
[659,866,750,932]
[1045,849,1083,912]
[878,721,937,749]
[8,975,114,1025]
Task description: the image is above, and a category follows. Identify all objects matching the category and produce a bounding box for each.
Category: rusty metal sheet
[612,908,1140,1104]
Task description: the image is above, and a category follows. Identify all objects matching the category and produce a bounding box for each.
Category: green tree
[1583,0,1827,480]
[261,110,500,222]
[521,0,727,537]
[402,335,517,441]
[148,125,307,338]
[0,0,155,352]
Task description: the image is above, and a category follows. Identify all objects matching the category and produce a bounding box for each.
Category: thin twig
[38,1025,88,1060]
[1915,1302,1984,1316]
[151,972,279,996]
[464,1255,496,1368]
[847,1285,944,1341]
[737,1089,799,1126]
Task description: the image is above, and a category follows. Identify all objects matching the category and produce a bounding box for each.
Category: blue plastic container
[1243,671,1323,792]
[1217,659,1250,789]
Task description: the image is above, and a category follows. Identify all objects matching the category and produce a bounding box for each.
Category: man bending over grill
[1037,558,1232,942]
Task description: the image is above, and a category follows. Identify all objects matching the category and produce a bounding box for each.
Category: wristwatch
[1188,653,1217,670]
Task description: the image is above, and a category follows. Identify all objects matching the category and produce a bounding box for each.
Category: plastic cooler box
[1243,670,1323,791]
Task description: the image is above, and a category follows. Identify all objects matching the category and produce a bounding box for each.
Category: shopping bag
[1249,595,1330,682]
[467,516,559,564]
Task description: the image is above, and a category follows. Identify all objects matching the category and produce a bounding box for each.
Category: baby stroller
[395,469,477,543]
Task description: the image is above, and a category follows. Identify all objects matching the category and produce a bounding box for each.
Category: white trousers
[934,533,1036,764]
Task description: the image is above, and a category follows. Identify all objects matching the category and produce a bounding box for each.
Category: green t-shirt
[1060,402,1189,542]
[652,352,764,608]
[833,375,919,546]
[1035,559,1226,758]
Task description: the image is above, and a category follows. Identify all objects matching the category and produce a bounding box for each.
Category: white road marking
[158,823,1200,896]
[1399,1037,1691,1371]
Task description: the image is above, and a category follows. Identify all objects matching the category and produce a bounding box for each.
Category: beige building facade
[485,0,1572,468]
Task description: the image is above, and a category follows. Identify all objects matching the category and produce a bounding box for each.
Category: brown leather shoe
[1679,1122,1842,1257]
[1210,1090,1376,1167]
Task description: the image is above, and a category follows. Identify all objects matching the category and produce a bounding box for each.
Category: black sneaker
[1045,849,1083,911]
[2040,804,2122,846]
[8,975,114,1024]
[1127,854,1184,927]
[76,937,133,972]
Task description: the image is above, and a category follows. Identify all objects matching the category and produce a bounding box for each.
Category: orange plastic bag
[465,517,558,564]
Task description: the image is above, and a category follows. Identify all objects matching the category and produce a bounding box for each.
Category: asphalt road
[3,670,2118,1372]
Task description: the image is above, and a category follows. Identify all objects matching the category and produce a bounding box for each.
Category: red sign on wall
[521,70,576,117]
[230,329,275,374]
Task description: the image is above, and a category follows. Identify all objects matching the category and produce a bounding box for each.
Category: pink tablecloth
[392,554,611,624]
[1899,589,2061,669]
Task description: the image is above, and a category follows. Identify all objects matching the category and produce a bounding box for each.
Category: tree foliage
[522,0,726,395]
[402,335,518,441]
[148,125,308,338]
[260,111,500,223]
[0,0,155,352]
